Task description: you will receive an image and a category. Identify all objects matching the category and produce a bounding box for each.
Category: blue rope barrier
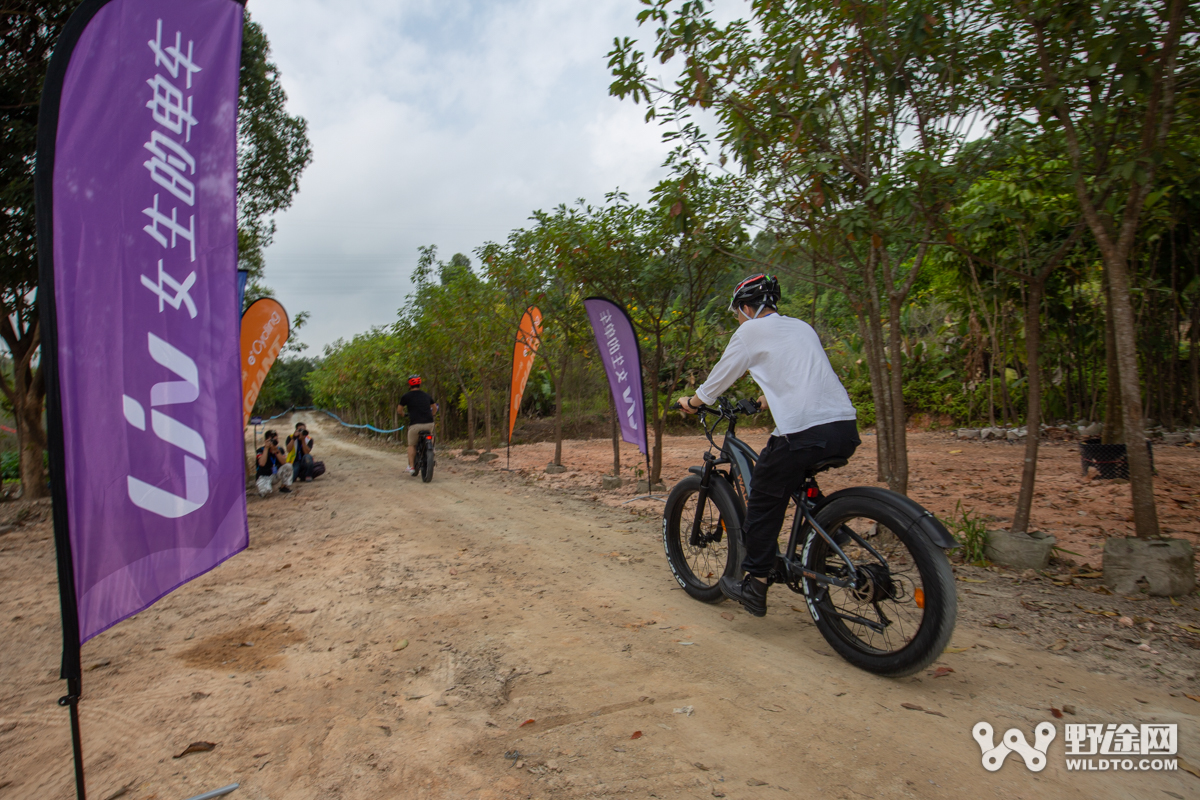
[315,409,406,434]
[254,406,406,434]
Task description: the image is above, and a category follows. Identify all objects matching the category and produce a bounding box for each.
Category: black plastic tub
[1079,437,1155,479]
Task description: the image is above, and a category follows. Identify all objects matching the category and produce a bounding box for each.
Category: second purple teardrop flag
[584,298,648,456]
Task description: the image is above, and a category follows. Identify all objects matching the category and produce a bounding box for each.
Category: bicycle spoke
[678,492,728,590]
[814,515,926,655]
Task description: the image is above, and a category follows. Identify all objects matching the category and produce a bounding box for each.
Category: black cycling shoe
[719,574,768,617]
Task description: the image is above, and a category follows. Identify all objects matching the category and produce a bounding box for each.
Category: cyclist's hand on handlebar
[757,395,768,410]
[677,395,700,415]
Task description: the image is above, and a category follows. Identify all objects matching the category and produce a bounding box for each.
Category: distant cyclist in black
[398,375,438,476]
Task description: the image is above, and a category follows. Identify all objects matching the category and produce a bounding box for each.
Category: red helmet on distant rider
[408,374,422,387]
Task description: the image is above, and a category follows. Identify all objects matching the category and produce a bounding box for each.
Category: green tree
[0,4,311,496]
[936,139,1084,533]
[1,1,76,497]
[610,0,992,494]
[481,217,592,467]
[568,176,745,486]
[990,0,1195,538]
[236,13,313,282]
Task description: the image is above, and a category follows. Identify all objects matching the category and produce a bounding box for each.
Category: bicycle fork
[688,451,720,547]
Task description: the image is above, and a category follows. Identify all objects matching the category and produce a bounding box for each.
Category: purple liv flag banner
[43,0,248,644]
[584,298,648,456]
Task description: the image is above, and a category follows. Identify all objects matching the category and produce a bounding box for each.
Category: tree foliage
[0,4,312,495]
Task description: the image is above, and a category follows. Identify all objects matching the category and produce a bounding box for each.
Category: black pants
[740,420,861,577]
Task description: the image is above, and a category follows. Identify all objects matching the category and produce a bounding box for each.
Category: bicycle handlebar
[676,396,762,418]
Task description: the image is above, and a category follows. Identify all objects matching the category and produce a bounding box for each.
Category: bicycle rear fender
[815,486,959,550]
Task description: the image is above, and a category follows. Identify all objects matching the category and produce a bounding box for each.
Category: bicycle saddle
[807,457,848,475]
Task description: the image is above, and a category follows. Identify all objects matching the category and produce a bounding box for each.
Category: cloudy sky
[249,0,683,353]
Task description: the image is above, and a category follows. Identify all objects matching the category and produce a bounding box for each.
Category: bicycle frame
[688,399,885,605]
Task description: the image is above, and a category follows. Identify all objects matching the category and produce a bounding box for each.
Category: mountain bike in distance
[413,429,435,483]
[663,397,958,677]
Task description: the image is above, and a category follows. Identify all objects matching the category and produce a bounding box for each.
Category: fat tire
[802,489,956,677]
[662,475,744,602]
[421,438,435,483]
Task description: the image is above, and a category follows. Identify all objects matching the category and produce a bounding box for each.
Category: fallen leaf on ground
[1062,704,1076,715]
[519,719,535,727]
[1177,623,1200,635]
[693,762,709,771]
[746,778,768,786]
[901,703,925,711]
[1075,571,1103,578]
[630,731,642,739]
[173,742,216,759]
[958,578,987,584]
[925,710,947,718]
[674,706,695,716]
[1178,757,1200,780]
[931,667,954,678]
[721,612,734,621]
[393,639,409,651]
[1051,708,1063,719]
[1184,694,1200,703]
[949,450,962,454]
[943,646,969,654]
[1047,639,1069,651]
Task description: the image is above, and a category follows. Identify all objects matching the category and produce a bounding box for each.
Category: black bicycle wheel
[800,489,956,677]
[662,475,744,602]
[420,437,435,483]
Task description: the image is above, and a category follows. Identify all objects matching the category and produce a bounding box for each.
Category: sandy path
[0,413,1197,799]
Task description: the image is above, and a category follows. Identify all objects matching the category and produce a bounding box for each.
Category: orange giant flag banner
[241,298,290,426]
[509,306,543,440]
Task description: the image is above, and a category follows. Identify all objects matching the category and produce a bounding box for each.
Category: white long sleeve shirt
[694,313,857,436]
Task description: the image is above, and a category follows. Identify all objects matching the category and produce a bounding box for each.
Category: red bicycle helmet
[408,375,422,387]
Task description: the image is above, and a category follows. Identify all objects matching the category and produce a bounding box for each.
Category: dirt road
[1,413,1198,799]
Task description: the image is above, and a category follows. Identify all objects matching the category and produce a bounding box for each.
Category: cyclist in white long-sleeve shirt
[678,274,860,617]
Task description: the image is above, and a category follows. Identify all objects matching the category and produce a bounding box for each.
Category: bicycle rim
[804,514,927,657]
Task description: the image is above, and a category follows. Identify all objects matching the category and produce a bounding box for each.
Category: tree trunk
[1012,281,1044,534]
[466,393,476,451]
[483,378,493,451]
[886,291,909,495]
[1189,296,1199,422]
[856,308,893,487]
[0,319,48,499]
[649,337,665,485]
[1102,268,1124,444]
[1105,251,1160,538]
[610,393,621,477]
[552,368,564,467]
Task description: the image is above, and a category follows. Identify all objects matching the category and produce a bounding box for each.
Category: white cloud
[250,0,677,352]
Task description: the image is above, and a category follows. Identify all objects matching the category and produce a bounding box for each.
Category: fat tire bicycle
[663,397,958,677]
[413,429,435,483]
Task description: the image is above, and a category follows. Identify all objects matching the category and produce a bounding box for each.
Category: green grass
[942,500,990,566]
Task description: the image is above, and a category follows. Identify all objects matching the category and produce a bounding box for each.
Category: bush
[0,451,17,481]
